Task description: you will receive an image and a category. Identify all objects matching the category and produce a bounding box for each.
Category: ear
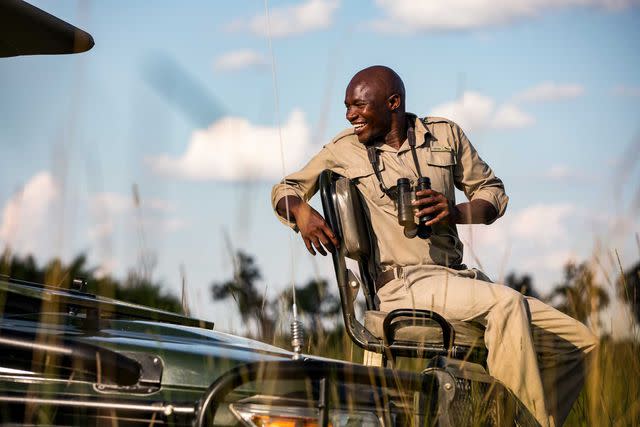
[387,94,401,111]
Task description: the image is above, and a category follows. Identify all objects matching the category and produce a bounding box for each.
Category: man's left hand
[412,189,458,226]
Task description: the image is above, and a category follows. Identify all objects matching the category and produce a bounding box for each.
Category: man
[272,65,597,427]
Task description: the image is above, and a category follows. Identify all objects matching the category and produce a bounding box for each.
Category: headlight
[230,403,382,427]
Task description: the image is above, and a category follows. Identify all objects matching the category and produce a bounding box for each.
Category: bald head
[344,66,407,146]
[348,66,406,111]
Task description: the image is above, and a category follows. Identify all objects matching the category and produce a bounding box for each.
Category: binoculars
[396,177,433,239]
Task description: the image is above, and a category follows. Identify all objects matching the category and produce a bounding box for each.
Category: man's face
[344,80,392,145]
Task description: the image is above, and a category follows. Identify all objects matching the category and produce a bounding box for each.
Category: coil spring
[290,319,305,359]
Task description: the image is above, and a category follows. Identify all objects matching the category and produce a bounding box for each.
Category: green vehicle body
[0,278,539,427]
[0,277,300,424]
[0,278,447,427]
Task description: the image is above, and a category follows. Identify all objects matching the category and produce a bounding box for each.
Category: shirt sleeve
[271,145,340,231]
[451,123,509,224]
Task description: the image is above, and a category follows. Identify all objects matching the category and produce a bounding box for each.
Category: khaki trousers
[375,265,598,427]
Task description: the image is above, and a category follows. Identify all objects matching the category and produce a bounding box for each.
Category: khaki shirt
[271,115,508,269]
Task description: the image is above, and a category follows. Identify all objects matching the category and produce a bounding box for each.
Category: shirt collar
[352,113,431,153]
[396,113,430,154]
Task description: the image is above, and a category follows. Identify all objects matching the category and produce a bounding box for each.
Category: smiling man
[271,65,597,427]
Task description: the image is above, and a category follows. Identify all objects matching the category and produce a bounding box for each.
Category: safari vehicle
[0,1,539,426]
[0,275,439,426]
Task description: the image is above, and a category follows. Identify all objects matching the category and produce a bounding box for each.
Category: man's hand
[276,196,339,256]
[412,189,455,226]
[412,190,498,225]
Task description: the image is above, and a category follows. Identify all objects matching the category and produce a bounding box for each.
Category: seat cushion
[364,310,486,349]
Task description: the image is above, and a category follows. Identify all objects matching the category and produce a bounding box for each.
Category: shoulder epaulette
[422,116,455,126]
[330,127,356,144]
[420,116,459,153]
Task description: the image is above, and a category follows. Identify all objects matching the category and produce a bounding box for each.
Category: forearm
[453,199,498,225]
[275,196,304,223]
[276,195,339,255]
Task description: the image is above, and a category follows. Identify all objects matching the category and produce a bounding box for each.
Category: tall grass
[296,328,640,426]
[565,339,640,426]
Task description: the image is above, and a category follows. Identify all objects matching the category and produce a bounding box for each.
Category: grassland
[297,327,640,426]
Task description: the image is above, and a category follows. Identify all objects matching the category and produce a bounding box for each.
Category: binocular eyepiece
[397,177,433,239]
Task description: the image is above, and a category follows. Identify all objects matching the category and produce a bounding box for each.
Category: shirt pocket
[424,147,456,200]
[425,147,456,167]
[345,163,394,208]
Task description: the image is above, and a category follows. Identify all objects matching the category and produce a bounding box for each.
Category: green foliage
[281,278,340,332]
[505,272,540,298]
[565,339,640,426]
[548,261,610,325]
[0,249,183,314]
[618,261,640,324]
[211,251,275,341]
[211,251,342,345]
[88,273,185,314]
[4,248,639,424]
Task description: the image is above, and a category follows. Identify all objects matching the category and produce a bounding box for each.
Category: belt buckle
[375,266,403,291]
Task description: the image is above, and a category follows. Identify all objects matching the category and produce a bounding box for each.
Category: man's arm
[271,145,342,255]
[412,121,507,226]
[450,122,508,223]
[452,199,498,224]
[275,196,339,256]
[412,191,498,226]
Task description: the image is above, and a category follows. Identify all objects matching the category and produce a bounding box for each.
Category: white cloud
[611,84,640,97]
[491,103,536,128]
[510,203,575,243]
[228,0,340,38]
[459,202,578,290]
[515,81,585,102]
[461,203,575,250]
[430,91,534,132]
[147,109,313,181]
[0,171,59,256]
[214,50,267,71]
[430,92,494,131]
[371,0,638,33]
[0,172,184,282]
[429,82,588,133]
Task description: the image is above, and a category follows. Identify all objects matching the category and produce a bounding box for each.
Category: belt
[374,264,468,291]
[374,266,403,291]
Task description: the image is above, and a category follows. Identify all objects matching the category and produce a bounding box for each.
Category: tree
[211,251,275,341]
[504,272,540,299]
[618,260,640,324]
[1,250,93,288]
[210,251,344,346]
[92,272,184,314]
[0,249,183,314]
[548,261,609,325]
[281,279,341,334]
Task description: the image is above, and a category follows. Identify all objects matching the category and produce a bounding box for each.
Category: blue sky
[1,0,639,336]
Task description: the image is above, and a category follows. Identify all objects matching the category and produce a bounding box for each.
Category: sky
[1,0,639,337]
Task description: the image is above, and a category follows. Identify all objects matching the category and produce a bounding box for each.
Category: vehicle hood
[81,319,298,390]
